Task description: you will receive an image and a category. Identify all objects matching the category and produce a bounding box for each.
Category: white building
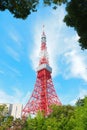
[0,103,23,119]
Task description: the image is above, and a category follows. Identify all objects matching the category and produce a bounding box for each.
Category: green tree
[74,97,87,130]
[66,97,87,130]
[21,98,87,130]
[0,104,8,125]
[49,105,75,130]
[0,0,66,19]
[0,0,38,19]
[26,111,45,130]
[0,104,13,130]
[0,0,87,50]
[12,118,26,130]
[64,0,87,49]
[75,97,86,106]
[44,117,58,130]
[1,116,13,130]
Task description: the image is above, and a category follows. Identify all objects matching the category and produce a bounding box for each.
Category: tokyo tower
[22,28,61,117]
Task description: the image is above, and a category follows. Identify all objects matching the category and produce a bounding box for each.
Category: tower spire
[39,26,49,65]
[22,28,62,117]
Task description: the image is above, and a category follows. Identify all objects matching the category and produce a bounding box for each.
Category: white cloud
[22,91,31,106]
[4,27,23,62]
[8,27,22,47]
[79,88,87,98]
[62,34,87,81]
[9,32,20,45]
[70,88,87,105]
[0,88,31,106]
[6,46,20,62]
[30,8,65,77]
[64,50,87,81]
[6,65,22,77]
[30,7,87,81]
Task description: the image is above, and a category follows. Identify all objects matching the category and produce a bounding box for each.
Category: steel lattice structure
[22,29,61,117]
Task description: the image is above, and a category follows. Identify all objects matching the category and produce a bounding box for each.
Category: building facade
[0,103,23,119]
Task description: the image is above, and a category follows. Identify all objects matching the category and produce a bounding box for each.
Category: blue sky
[0,4,87,106]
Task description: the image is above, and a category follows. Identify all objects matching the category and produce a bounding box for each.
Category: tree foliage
[74,97,87,130]
[0,0,87,50]
[0,0,66,19]
[0,0,39,19]
[64,0,87,49]
[0,104,8,125]
[12,118,26,130]
[0,104,13,130]
[0,97,87,129]
[75,97,86,106]
[22,97,87,130]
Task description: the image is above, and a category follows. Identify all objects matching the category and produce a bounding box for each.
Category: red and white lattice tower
[22,28,61,117]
